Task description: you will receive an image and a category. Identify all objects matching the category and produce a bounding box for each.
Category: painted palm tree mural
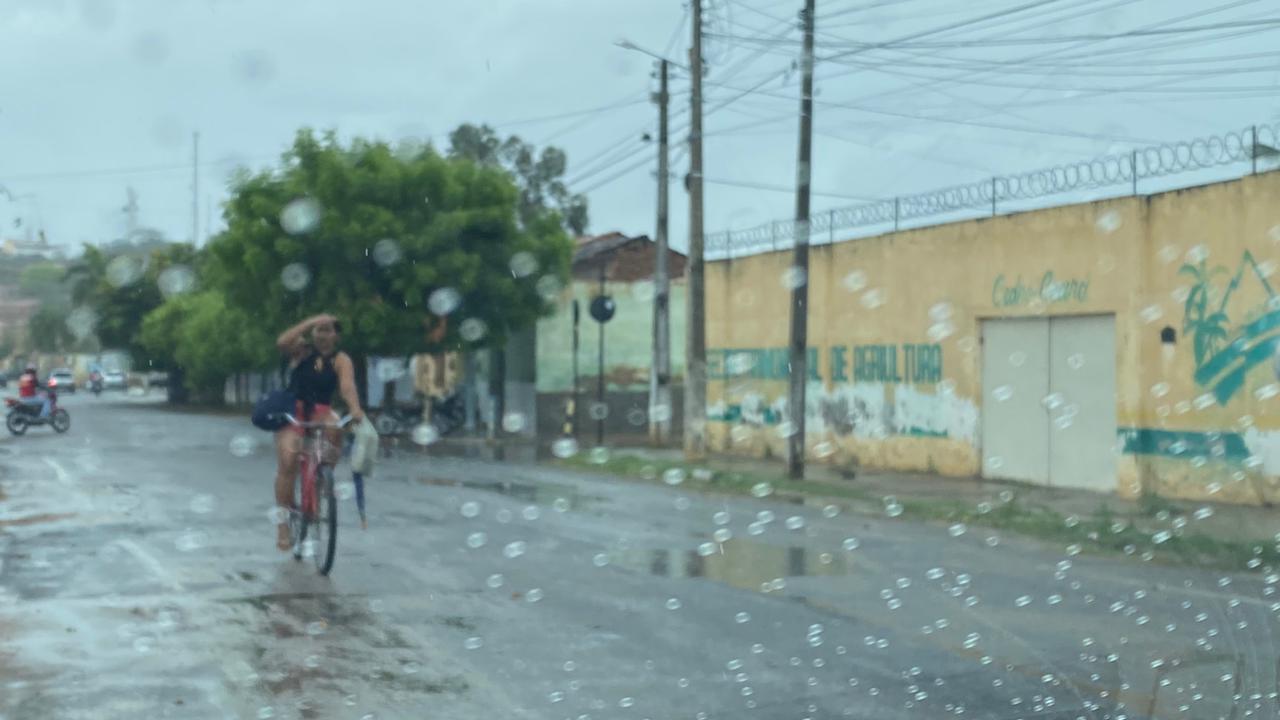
[1178,260,1230,368]
[1183,250,1279,404]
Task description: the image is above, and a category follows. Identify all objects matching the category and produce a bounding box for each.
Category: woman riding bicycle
[273,313,365,551]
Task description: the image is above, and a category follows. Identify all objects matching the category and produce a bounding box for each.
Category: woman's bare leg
[274,430,300,550]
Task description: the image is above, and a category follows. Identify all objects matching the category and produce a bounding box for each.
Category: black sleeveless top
[290,350,339,415]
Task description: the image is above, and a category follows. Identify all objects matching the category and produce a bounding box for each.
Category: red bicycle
[281,412,353,575]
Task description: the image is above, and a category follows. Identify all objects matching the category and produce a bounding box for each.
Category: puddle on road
[418,477,588,511]
[609,538,856,593]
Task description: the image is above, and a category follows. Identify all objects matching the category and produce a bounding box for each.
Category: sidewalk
[541,444,1280,572]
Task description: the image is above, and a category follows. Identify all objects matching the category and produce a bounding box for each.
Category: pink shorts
[289,401,335,435]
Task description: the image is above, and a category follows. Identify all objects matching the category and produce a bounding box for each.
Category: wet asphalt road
[1,395,1278,720]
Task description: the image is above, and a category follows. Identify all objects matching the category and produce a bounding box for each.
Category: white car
[102,369,127,390]
[48,368,76,393]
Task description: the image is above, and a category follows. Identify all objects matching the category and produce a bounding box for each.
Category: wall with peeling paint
[705,171,1280,505]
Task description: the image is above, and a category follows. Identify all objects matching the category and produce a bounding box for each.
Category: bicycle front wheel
[313,465,338,575]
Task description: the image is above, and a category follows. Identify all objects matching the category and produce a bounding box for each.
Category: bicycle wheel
[313,465,338,575]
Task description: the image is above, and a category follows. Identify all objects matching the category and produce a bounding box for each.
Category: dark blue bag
[251,389,295,431]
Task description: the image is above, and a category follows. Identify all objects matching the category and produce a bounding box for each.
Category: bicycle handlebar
[278,412,355,429]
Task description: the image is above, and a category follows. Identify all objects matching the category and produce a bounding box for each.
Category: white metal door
[980,318,1050,484]
[1048,315,1117,491]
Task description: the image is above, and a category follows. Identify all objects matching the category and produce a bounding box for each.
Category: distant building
[534,232,688,441]
[0,285,39,344]
[1,231,66,260]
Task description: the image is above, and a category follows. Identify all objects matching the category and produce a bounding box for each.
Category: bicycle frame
[280,412,351,517]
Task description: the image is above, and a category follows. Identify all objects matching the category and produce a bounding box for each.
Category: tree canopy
[203,128,572,361]
[447,123,589,236]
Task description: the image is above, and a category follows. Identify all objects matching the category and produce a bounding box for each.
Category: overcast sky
[1,0,1277,256]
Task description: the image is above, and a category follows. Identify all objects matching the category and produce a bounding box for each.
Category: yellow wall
[706,172,1280,505]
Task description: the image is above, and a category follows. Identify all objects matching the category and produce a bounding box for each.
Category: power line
[703,175,879,201]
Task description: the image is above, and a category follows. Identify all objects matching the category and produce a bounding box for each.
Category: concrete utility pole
[685,0,707,460]
[650,58,672,446]
[191,131,200,245]
[787,0,815,480]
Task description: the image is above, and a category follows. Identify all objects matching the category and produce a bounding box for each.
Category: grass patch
[556,452,874,503]
[556,451,1280,572]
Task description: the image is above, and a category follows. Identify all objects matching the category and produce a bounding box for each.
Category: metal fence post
[1252,125,1259,175]
[894,197,900,232]
[828,209,835,245]
[1131,151,1138,195]
[990,177,997,216]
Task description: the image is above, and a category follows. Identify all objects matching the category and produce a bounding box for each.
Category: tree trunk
[353,354,369,409]
[167,367,189,404]
[490,346,506,436]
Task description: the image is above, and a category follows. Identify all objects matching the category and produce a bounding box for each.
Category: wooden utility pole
[685,0,707,460]
[787,0,815,480]
[650,59,672,445]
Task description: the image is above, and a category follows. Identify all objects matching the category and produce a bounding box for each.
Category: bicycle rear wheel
[312,465,338,575]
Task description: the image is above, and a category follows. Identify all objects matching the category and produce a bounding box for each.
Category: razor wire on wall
[706,121,1280,259]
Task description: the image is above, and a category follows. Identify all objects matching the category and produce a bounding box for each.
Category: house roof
[572,232,686,267]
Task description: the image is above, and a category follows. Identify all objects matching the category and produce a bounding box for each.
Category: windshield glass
[2,1,1279,718]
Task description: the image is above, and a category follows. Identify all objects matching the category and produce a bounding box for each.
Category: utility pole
[787,0,815,480]
[685,0,707,460]
[650,58,672,446]
[191,131,200,245]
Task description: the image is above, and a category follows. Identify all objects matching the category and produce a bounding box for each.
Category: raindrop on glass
[428,287,462,316]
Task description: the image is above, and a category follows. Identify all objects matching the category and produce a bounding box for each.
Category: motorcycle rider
[17,365,51,419]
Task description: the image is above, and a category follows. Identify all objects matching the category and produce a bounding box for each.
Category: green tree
[141,291,273,402]
[28,304,74,353]
[204,129,572,371]
[65,241,199,364]
[17,262,70,305]
[448,123,589,235]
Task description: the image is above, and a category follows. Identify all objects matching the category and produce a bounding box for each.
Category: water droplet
[861,288,886,309]
[280,262,313,294]
[525,588,544,602]
[1015,595,1033,607]
[1255,383,1279,401]
[1009,351,1027,367]
[735,611,751,624]
[460,501,482,519]
[588,402,609,420]
[509,251,538,278]
[948,523,966,537]
[535,274,564,301]
[713,511,731,525]
[785,515,806,530]
[992,385,1014,402]
[927,322,955,342]
[486,573,504,589]
[428,287,462,315]
[885,502,904,518]
[842,537,861,551]
[1152,530,1172,544]
[781,266,807,289]
[502,541,527,559]
[751,482,773,497]
[189,494,216,514]
[279,197,323,235]
[1095,210,1123,234]
[466,532,487,549]
[662,468,687,486]
[1140,304,1164,323]
[174,530,206,552]
[256,707,275,720]
[459,318,488,342]
[464,636,483,650]
[665,597,682,610]
[551,438,579,458]
[841,270,867,292]
[229,435,255,457]
[306,621,326,636]
[1151,382,1170,398]
[822,504,839,518]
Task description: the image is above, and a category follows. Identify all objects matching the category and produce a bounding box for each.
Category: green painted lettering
[831,346,848,382]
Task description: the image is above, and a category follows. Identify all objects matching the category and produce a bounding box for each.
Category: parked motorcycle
[5,390,71,435]
[372,393,465,437]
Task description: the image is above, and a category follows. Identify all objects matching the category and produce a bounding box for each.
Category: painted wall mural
[707,344,975,443]
[1183,250,1280,405]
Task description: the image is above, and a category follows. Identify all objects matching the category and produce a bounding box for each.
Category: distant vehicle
[103,369,127,390]
[147,371,169,388]
[48,368,76,393]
